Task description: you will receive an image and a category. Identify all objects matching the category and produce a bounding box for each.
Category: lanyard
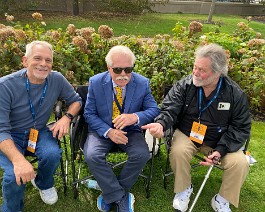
[26,76,48,125]
[113,88,125,114]
[198,77,223,120]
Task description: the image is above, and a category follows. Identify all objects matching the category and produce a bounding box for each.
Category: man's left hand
[200,150,221,166]
[113,114,138,130]
[50,116,71,139]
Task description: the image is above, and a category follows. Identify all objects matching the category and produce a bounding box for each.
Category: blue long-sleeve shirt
[0,68,82,143]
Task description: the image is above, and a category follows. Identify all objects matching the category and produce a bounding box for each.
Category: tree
[73,0,79,16]
[207,0,216,24]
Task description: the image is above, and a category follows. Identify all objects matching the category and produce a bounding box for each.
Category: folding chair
[25,100,69,194]
[70,85,158,199]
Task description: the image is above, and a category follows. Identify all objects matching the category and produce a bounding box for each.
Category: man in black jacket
[143,43,251,212]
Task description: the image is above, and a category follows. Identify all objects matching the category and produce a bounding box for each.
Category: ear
[22,56,28,67]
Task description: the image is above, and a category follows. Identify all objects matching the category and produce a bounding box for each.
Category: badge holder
[27,128,39,153]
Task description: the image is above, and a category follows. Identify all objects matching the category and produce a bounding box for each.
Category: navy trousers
[83,131,149,204]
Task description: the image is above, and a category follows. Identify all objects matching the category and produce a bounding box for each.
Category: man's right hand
[13,158,35,186]
[142,123,164,138]
[107,129,128,145]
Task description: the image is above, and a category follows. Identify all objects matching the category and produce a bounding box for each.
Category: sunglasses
[112,67,134,74]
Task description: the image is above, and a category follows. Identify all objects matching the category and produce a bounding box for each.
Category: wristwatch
[65,112,74,120]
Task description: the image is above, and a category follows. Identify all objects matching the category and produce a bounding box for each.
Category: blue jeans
[0,127,62,212]
[84,131,150,204]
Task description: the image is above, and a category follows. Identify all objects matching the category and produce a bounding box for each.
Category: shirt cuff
[133,113,140,125]
[103,128,112,138]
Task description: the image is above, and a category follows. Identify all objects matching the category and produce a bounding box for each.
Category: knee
[85,151,105,166]
[42,148,62,164]
[129,148,150,164]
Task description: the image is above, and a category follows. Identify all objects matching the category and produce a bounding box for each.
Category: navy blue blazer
[84,71,160,137]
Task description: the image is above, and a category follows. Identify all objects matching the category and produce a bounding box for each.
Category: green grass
[2,12,265,37]
[1,121,263,211]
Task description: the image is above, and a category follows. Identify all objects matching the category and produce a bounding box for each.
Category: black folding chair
[25,100,69,194]
[70,85,158,199]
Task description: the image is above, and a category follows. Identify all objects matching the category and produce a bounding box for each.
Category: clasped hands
[107,114,138,145]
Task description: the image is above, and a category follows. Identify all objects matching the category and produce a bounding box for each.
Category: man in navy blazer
[83,45,160,212]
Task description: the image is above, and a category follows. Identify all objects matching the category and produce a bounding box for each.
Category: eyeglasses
[112,67,134,74]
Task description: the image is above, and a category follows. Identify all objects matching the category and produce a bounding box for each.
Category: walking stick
[188,164,214,212]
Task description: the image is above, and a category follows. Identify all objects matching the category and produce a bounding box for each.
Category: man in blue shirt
[0,40,82,212]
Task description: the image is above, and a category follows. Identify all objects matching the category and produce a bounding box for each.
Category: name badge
[189,121,207,144]
[217,102,230,110]
[27,128,39,153]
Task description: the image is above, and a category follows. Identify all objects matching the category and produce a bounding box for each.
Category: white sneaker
[31,179,58,205]
[173,184,193,211]
[211,194,231,212]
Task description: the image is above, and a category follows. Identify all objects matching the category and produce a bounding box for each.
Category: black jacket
[155,75,251,157]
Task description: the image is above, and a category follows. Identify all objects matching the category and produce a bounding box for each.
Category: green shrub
[0,13,264,112]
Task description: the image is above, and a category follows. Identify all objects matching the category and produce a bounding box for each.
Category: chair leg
[58,139,67,194]
[163,150,171,189]
[145,136,157,198]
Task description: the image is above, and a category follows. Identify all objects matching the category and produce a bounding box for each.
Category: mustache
[116,76,129,81]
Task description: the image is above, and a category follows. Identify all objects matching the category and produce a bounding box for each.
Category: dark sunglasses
[112,67,134,74]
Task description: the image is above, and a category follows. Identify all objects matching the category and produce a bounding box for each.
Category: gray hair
[195,43,228,76]
[105,45,136,67]
[25,40,54,58]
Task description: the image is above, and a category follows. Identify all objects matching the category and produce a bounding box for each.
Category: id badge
[189,121,207,144]
[27,128,39,153]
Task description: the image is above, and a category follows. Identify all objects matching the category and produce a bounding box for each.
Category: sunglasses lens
[112,68,123,74]
[124,67,133,73]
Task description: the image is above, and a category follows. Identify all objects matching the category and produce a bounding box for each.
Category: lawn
[0,121,263,211]
[1,12,265,37]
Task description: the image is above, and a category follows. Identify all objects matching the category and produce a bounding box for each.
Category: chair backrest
[75,85,89,151]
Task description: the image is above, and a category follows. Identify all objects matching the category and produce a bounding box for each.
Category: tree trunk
[207,0,216,24]
[73,0,79,16]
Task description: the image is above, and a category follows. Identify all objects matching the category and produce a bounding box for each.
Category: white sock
[216,194,229,204]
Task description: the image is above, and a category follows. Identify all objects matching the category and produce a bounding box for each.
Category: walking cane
[188,164,214,212]
[188,154,221,212]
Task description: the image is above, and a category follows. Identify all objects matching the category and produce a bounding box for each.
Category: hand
[113,114,138,130]
[141,123,164,138]
[200,150,221,166]
[107,129,128,145]
[13,158,35,185]
[49,116,71,139]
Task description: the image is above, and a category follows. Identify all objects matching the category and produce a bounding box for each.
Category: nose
[120,70,126,75]
[193,67,199,76]
[40,59,47,66]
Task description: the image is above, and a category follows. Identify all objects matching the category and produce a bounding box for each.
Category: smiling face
[22,44,53,84]
[192,57,221,89]
[108,53,133,87]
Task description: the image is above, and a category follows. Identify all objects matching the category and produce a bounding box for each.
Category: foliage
[0,13,264,112]
[100,0,169,14]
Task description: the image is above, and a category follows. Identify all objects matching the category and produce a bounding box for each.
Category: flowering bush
[0,13,264,112]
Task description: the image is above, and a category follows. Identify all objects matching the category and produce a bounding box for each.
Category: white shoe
[211,194,231,212]
[31,179,58,205]
[173,184,193,211]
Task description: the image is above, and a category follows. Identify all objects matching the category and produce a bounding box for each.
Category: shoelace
[41,188,55,196]
[215,198,231,212]
[178,187,193,201]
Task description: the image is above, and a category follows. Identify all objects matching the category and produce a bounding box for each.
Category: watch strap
[65,112,74,120]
